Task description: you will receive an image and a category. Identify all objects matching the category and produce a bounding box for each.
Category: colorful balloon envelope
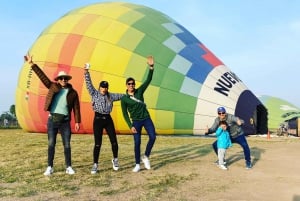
[16,2,268,134]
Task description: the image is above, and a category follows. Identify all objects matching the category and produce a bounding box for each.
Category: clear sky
[1,0,300,113]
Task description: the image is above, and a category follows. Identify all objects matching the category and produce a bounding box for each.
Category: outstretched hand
[24,53,33,65]
[204,125,209,135]
[84,63,90,73]
[147,55,154,69]
[236,118,242,126]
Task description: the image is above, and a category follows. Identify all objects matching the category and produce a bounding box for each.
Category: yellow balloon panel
[48,14,87,34]
[30,35,63,62]
[78,2,133,19]
[89,42,131,75]
[154,110,174,129]
[71,36,98,67]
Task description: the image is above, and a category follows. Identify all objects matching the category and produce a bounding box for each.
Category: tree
[9,105,16,117]
[0,105,18,127]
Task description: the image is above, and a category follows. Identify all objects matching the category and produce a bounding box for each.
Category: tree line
[0,105,20,128]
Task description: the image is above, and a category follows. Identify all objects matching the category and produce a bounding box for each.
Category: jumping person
[24,53,81,176]
[121,55,156,172]
[84,63,123,174]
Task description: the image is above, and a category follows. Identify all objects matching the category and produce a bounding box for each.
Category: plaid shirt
[84,72,123,114]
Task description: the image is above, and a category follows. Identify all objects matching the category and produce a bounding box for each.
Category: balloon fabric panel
[16,2,267,134]
[156,88,196,113]
[160,69,185,91]
[117,27,145,51]
[180,77,202,98]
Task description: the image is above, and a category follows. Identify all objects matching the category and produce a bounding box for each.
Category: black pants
[93,113,118,164]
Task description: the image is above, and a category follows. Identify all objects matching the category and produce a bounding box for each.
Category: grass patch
[0,129,298,200]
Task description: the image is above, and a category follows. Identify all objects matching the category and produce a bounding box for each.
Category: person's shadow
[293,195,300,201]
[226,146,264,167]
[152,143,212,170]
[117,139,265,171]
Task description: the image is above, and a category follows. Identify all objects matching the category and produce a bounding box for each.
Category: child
[216,121,232,170]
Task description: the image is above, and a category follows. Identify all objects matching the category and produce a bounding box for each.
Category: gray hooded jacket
[207,113,244,139]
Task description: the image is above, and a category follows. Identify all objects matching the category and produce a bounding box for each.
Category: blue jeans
[47,117,72,167]
[213,134,251,164]
[132,117,156,164]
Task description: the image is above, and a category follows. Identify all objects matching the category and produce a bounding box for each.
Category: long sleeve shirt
[207,113,245,139]
[84,72,123,114]
[31,64,81,123]
[216,127,232,149]
[121,69,153,128]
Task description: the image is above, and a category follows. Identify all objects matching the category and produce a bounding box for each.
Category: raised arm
[83,63,97,95]
[138,55,154,92]
[24,53,52,88]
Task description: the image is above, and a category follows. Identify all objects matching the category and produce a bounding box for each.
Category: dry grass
[0,129,300,201]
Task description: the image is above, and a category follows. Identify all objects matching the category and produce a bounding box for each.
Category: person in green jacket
[121,55,156,172]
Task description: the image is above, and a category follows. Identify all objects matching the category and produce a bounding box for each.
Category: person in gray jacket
[205,107,252,169]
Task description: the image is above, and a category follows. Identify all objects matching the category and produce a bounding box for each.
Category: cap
[54,71,72,81]
[217,107,226,113]
[99,81,109,88]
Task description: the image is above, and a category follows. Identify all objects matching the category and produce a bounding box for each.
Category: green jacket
[121,69,153,128]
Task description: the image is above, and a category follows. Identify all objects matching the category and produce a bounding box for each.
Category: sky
[1,0,300,113]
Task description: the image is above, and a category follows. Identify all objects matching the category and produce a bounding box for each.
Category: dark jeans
[47,117,72,167]
[132,117,156,164]
[212,134,251,164]
[93,113,118,164]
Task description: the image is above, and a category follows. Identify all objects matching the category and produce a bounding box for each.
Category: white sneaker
[142,156,151,170]
[91,163,98,174]
[43,166,54,176]
[112,158,119,171]
[66,166,75,175]
[218,164,228,170]
[215,160,227,165]
[132,164,140,172]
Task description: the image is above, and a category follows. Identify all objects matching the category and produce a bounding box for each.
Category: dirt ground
[139,135,300,201]
[2,133,300,201]
[184,135,300,201]
[79,135,300,201]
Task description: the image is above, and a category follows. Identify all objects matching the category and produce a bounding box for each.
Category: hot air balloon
[16,2,268,134]
[258,95,300,135]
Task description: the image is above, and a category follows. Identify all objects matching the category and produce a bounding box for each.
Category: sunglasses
[127,82,135,86]
[218,112,225,115]
[58,77,69,81]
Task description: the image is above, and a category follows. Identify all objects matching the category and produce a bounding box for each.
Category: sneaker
[218,164,228,170]
[112,158,119,171]
[132,164,141,172]
[142,156,151,170]
[91,163,98,174]
[215,160,227,165]
[246,162,252,169]
[66,166,75,175]
[43,166,54,176]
